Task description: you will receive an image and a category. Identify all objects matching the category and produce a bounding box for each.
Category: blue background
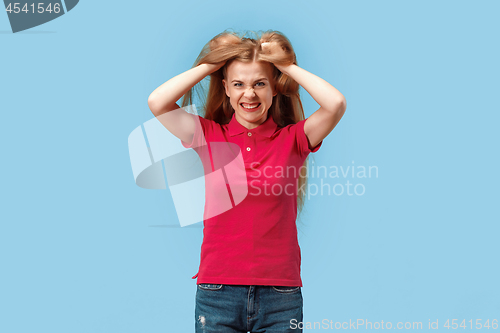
[1,0,499,332]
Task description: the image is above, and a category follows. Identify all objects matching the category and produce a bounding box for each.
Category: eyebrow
[231,78,269,83]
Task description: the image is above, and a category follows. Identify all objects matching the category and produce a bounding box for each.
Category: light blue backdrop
[1,0,499,332]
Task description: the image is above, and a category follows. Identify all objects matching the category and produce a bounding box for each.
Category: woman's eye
[234,83,243,87]
[256,82,265,87]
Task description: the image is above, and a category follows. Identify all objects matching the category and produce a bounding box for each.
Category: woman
[148,30,346,333]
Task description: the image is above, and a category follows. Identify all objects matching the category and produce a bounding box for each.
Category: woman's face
[222,60,277,130]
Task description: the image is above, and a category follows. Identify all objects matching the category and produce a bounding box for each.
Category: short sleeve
[181,114,212,149]
[294,118,323,155]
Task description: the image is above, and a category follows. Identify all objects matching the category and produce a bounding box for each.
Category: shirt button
[246,147,251,151]
[247,132,252,136]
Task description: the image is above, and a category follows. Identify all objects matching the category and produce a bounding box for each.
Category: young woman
[148,30,346,333]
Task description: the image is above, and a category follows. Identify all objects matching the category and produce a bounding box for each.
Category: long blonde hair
[181,30,311,216]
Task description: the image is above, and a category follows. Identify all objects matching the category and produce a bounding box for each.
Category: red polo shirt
[181,111,322,287]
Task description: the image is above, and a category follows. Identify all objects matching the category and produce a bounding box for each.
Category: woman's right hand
[205,61,227,74]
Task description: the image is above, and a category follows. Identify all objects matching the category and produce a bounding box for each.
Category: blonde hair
[181,29,311,216]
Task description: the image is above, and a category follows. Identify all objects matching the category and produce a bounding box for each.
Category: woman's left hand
[261,41,286,57]
[260,42,293,73]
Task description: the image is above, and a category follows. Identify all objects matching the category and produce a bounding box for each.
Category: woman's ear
[272,79,278,97]
[222,79,230,97]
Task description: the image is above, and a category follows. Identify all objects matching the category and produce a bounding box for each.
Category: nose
[244,87,256,98]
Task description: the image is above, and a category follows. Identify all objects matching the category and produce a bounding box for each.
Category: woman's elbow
[148,95,159,115]
[339,97,347,114]
[328,98,346,115]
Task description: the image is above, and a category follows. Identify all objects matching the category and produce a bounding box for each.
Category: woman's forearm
[148,63,220,115]
[278,64,345,112]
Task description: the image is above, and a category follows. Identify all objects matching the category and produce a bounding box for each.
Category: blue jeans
[195,284,303,332]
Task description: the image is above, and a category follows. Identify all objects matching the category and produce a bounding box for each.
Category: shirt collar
[226,112,278,138]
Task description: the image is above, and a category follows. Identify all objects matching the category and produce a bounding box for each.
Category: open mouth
[240,103,261,111]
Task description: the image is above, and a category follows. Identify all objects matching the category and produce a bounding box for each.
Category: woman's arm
[277,63,347,149]
[148,63,223,115]
[147,62,224,143]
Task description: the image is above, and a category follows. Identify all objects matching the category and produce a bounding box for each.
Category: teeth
[242,103,260,109]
